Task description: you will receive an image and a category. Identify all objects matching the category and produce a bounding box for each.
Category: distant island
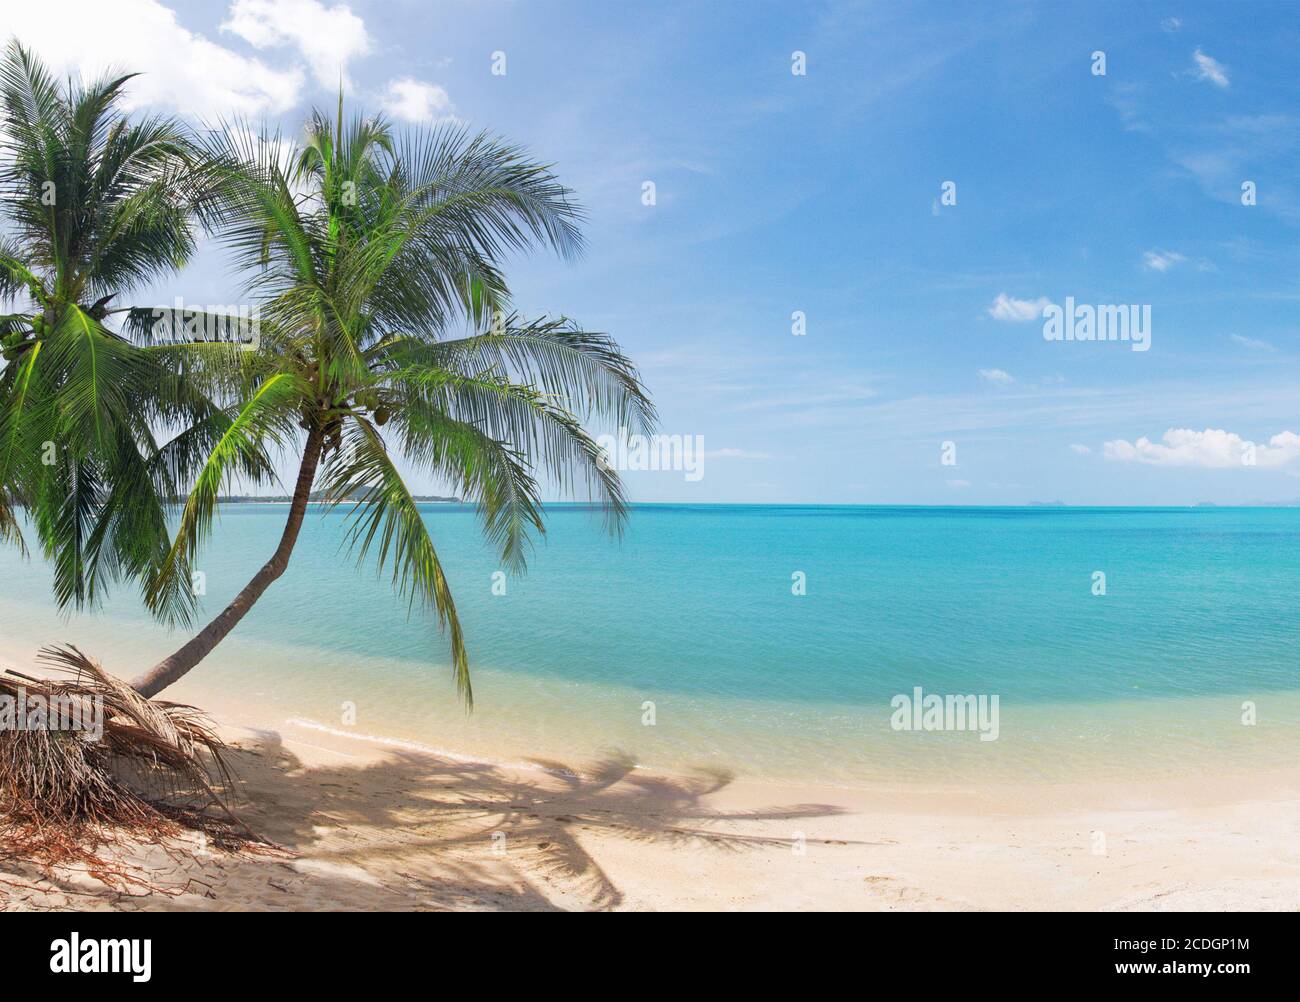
[214,490,461,504]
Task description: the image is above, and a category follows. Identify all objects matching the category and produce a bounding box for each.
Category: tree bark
[131,428,325,698]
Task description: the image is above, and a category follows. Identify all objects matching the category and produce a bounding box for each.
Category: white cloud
[4,0,304,116]
[5,2,442,127]
[381,77,455,124]
[222,0,371,89]
[1229,333,1274,351]
[987,293,1049,322]
[1104,428,1300,468]
[1161,17,1181,32]
[1069,443,1092,455]
[1193,48,1230,88]
[977,368,1014,385]
[1143,249,1186,272]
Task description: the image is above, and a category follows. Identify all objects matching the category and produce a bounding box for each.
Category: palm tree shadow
[218,735,855,912]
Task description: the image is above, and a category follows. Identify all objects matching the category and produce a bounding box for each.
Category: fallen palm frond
[0,644,264,884]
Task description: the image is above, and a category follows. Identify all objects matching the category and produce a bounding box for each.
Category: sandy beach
[3,707,1298,912]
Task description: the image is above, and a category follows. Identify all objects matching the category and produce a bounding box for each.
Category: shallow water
[2,504,1298,785]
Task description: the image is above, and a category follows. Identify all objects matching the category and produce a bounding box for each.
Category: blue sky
[8,0,1300,504]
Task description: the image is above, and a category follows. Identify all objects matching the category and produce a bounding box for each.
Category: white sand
[3,713,1298,911]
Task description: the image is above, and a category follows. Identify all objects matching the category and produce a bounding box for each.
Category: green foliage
[0,43,654,705]
[147,101,655,705]
[0,41,230,622]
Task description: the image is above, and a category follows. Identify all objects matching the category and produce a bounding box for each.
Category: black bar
[0,912,1288,988]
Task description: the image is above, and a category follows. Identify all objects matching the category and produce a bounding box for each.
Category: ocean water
[2,504,1299,785]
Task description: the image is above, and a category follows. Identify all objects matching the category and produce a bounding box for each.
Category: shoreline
[272,709,1300,812]
[5,633,1300,793]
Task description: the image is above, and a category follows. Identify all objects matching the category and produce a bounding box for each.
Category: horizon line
[215,499,1300,510]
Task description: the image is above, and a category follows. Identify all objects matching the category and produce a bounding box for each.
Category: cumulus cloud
[381,77,455,123]
[1104,428,1300,468]
[1143,249,1186,272]
[4,0,304,116]
[222,0,371,88]
[987,293,1050,322]
[1193,48,1230,88]
[5,1,458,129]
[1070,444,1092,455]
[977,368,1014,385]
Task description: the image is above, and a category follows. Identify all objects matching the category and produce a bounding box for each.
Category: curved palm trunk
[131,429,324,698]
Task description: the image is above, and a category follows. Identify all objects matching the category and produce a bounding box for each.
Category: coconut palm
[127,107,654,703]
[0,40,228,623]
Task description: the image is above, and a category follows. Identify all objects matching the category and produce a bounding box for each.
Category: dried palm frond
[0,644,258,879]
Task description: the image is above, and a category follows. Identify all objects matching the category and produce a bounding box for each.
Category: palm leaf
[319,417,472,705]
[144,372,305,618]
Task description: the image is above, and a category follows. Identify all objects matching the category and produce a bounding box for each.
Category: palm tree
[128,106,654,703]
[0,40,225,623]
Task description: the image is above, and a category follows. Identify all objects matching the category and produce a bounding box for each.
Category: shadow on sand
[215,730,859,911]
[1,730,865,911]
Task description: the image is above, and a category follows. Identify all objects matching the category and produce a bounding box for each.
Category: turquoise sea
[2,504,1298,785]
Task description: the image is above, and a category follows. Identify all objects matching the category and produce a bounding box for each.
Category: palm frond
[390,402,543,571]
[319,417,471,705]
[389,366,629,531]
[144,372,305,619]
[373,314,656,434]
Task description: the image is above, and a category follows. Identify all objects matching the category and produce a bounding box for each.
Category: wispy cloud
[1192,48,1230,88]
[978,368,1014,385]
[1143,249,1187,272]
[987,293,1049,322]
[1229,333,1274,351]
[1107,82,1150,133]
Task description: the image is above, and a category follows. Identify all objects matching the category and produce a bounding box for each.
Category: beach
[1,0,1297,949]
[3,706,1298,912]
[3,504,1300,910]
